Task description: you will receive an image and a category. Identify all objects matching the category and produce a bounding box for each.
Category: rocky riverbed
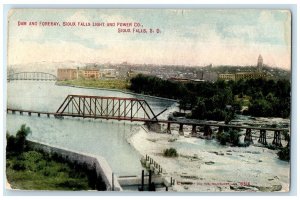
[128,125,290,192]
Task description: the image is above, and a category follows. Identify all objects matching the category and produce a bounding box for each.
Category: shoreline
[55,82,179,103]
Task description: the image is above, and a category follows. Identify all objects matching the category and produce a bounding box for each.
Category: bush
[218,132,229,145]
[266,144,277,150]
[56,179,89,190]
[15,124,31,152]
[229,129,241,146]
[12,161,26,171]
[163,148,178,157]
[282,131,290,141]
[172,111,186,117]
[278,146,290,161]
[6,124,31,153]
[217,129,241,146]
[6,133,16,153]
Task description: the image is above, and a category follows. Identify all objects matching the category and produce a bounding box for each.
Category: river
[6,81,177,176]
[6,81,290,191]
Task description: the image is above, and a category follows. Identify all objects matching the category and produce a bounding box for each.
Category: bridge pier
[203,125,212,138]
[38,113,40,117]
[166,122,171,134]
[12,110,15,114]
[28,112,31,116]
[47,113,50,118]
[20,111,23,115]
[258,130,267,145]
[272,130,282,147]
[179,123,184,135]
[191,125,197,136]
[244,128,253,144]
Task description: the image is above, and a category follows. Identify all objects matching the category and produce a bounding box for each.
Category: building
[57,68,77,80]
[257,54,263,72]
[101,69,117,78]
[57,68,101,80]
[218,55,268,81]
[218,71,267,81]
[82,69,101,79]
[235,71,267,80]
[218,73,236,81]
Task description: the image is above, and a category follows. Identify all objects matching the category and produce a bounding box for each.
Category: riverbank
[6,150,94,191]
[58,79,129,90]
[128,126,290,192]
[55,81,179,102]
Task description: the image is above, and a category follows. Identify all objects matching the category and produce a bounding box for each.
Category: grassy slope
[6,151,92,190]
[58,79,130,90]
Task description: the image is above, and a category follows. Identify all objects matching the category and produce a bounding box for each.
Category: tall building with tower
[257,54,263,72]
[218,54,268,81]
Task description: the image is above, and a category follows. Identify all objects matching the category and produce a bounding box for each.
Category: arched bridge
[8,72,57,81]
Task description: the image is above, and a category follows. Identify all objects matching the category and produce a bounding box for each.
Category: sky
[7,9,291,70]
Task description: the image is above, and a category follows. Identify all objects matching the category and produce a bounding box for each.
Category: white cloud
[7,9,291,70]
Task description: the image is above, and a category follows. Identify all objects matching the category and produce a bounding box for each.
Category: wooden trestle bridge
[7,95,289,147]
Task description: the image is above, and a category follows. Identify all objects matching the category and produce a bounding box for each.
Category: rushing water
[6,81,177,176]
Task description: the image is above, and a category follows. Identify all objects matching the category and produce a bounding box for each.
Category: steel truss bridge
[7,72,57,81]
[7,95,289,147]
[55,95,164,121]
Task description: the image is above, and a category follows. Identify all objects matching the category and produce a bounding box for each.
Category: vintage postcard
[6,8,291,192]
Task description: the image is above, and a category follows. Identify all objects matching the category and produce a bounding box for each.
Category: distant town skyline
[8,9,291,70]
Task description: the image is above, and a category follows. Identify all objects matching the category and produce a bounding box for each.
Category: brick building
[57,68,77,81]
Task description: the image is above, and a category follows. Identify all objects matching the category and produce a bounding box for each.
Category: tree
[248,99,272,117]
[192,99,206,119]
[15,124,31,153]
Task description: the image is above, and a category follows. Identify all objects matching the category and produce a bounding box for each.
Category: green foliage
[6,150,98,190]
[6,125,107,190]
[217,129,241,146]
[12,160,26,171]
[130,74,187,99]
[191,99,206,119]
[6,133,16,153]
[266,144,278,150]
[232,101,242,112]
[163,148,178,157]
[129,75,290,119]
[282,131,290,141]
[238,79,290,118]
[172,111,186,117]
[218,132,229,145]
[6,124,31,153]
[277,131,290,161]
[277,146,290,161]
[58,79,130,90]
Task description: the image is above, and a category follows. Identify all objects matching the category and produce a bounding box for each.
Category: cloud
[7,9,291,70]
